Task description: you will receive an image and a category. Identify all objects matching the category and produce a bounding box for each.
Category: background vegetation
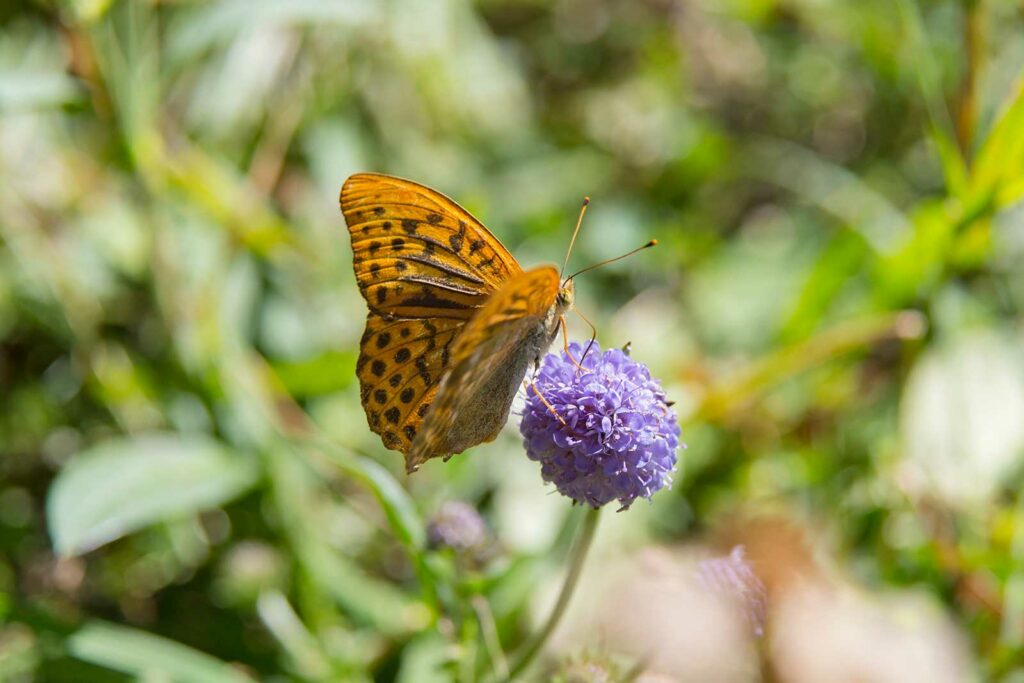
[2,0,1024,680]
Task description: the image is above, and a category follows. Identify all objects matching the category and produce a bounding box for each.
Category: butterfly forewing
[406,266,562,472]
[341,173,522,319]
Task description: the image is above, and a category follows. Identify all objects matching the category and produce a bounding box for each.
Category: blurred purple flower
[426,501,488,554]
[697,545,768,637]
[519,341,681,509]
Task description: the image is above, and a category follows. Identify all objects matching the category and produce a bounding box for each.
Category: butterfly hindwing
[356,313,462,453]
[341,173,522,320]
[405,266,562,472]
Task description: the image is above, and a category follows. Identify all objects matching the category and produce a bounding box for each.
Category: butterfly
[340,173,576,473]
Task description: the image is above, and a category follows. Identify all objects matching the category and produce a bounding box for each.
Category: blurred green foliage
[2,0,1024,680]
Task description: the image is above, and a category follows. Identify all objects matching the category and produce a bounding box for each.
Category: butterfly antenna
[574,308,598,368]
[559,196,590,280]
[563,239,658,285]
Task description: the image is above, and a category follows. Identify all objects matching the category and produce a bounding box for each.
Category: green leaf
[47,433,259,556]
[314,441,440,610]
[266,448,429,636]
[971,72,1024,209]
[68,621,254,683]
[874,200,957,305]
[780,230,871,342]
[397,634,450,683]
[59,0,115,23]
[894,0,967,197]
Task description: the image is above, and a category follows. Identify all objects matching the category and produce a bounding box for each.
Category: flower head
[519,341,681,509]
[696,545,768,637]
[426,501,489,554]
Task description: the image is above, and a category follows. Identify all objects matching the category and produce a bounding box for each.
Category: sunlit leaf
[266,448,429,635]
[780,230,871,341]
[397,634,450,683]
[48,433,259,556]
[972,72,1024,209]
[68,621,254,682]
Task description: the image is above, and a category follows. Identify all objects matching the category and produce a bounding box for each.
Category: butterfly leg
[526,379,567,426]
[560,316,586,371]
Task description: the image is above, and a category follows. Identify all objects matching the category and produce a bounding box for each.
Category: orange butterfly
[340,173,576,473]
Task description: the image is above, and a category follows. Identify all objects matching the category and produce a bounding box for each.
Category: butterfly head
[556,279,575,313]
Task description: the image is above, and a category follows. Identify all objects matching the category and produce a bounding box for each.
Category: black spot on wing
[423,321,437,351]
[442,337,453,368]
[415,356,431,385]
[448,221,467,251]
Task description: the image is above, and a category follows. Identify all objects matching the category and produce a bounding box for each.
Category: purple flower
[697,545,768,637]
[426,501,489,554]
[519,341,681,509]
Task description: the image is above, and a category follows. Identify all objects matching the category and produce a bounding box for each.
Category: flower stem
[498,507,601,682]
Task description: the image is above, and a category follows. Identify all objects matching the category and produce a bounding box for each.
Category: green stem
[955,0,984,158]
[473,595,509,680]
[498,507,601,682]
